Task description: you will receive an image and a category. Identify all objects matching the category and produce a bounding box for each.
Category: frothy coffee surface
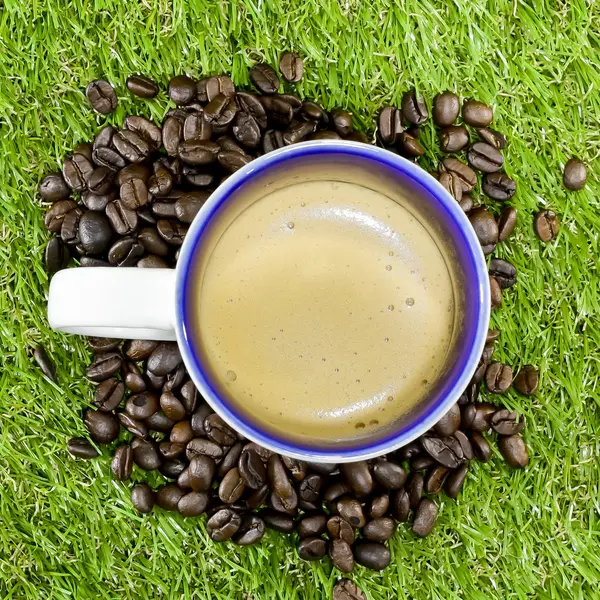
[193,180,456,442]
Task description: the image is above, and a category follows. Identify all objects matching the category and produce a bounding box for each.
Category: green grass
[1,0,599,598]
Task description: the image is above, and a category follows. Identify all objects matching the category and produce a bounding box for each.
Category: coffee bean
[217,442,243,478]
[67,437,99,459]
[119,178,148,211]
[485,362,513,394]
[410,454,437,471]
[282,120,317,146]
[371,460,406,490]
[261,509,295,533]
[298,473,323,504]
[234,515,265,546]
[421,436,464,469]
[433,403,461,436]
[168,75,196,105]
[490,409,525,435]
[424,465,450,494]
[378,107,403,145]
[432,91,459,126]
[60,207,83,245]
[125,392,159,420]
[438,126,469,153]
[189,404,211,437]
[268,455,294,499]
[85,80,117,114]
[181,114,210,143]
[207,508,242,541]
[39,173,70,202]
[324,480,350,503]
[122,116,162,151]
[467,142,504,173]
[391,488,410,521]
[489,258,517,288]
[497,207,517,242]
[159,441,185,460]
[45,200,78,233]
[111,444,133,481]
[147,342,182,376]
[117,411,148,438]
[329,109,352,136]
[158,391,185,421]
[178,380,198,414]
[126,75,159,98]
[93,147,127,171]
[339,461,373,497]
[158,458,186,480]
[354,542,391,571]
[131,438,161,470]
[454,430,473,460]
[218,467,246,504]
[470,431,491,462]
[94,378,124,411]
[327,515,355,544]
[186,438,224,462]
[399,132,425,157]
[230,111,260,148]
[122,339,157,362]
[462,100,493,127]
[442,464,468,499]
[336,497,365,528]
[534,210,559,242]
[44,236,71,274]
[247,484,270,510]
[438,171,463,201]
[279,52,304,83]
[270,487,298,514]
[178,139,220,165]
[205,75,236,102]
[218,150,253,173]
[333,579,367,600]
[239,449,267,489]
[84,409,120,444]
[155,484,184,511]
[369,494,390,519]
[440,157,477,192]
[297,514,327,539]
[105,200,138,235]
[295,537,327,562]
[86,167,114,196]
[490,276,502,310]
[329,539,354,572]
[469,207,499,248]
[498,434,529,468]
[402,91,428,125]
[412,498,438,537]
[144,410,174,433]
[86,351,122,382]
[78,211,112,255]
[185,455,215,492]
[477,127,507,150]
[176,491,208,518]
[363,517,395,542]
[63,154,94,192]
[514,365,539,396]
[250,64,280,94]
[170,420,194,444]
[204,413,237,446]
[260,97,294,128]
[138,255,169,268]
[112,129,152,163]
[396,441,423,461]
[131,483,155,513]
[482,172,516,200]
[563,157,587,190]
[262,129,286,153]
[31,344,57,381]
[108,237,144,267]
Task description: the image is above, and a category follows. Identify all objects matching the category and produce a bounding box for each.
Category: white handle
[48,268,177,340]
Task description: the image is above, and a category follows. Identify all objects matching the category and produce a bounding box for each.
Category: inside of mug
[182,146,485,454]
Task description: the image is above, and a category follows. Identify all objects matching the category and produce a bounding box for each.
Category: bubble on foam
[355,422,366,429]
[385,264,392,271]
[287,222,295,229]
[406,297,415,306]
[226,370,237,381]
[388,304,394,311]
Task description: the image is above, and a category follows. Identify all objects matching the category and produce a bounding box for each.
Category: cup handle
[48,267,177,341]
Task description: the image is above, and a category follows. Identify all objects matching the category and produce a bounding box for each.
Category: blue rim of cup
[175,141,490,463]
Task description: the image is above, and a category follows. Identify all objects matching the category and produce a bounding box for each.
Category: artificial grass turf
[0,0,599,597]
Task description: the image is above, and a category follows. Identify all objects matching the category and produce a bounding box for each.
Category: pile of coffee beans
[38,55,552,585]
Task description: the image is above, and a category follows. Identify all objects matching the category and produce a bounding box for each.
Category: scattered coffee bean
[462,100,493,127]
[250,64,280,94]
[514,365,539,396]
[298,537,328,561]
[402,91,428,125]
[127,75,159,98]
[33,344,57,381]
[131,438,161,470]
[372,460,406,490]
[445,464,469,499]
[489,258,517,288]
[111,444,133,480]
[482,172,516,200]
[168,75,196,105]
[329,539,355,572]
[131,483,155,513]
[439,126,469,153]
[534,210,559,242]
[234,515,265,545]
[432,91,459,127]
[497,207,517,242]
[378,106,403,145]
[412,498,438,537]
[467,142,504,173]
[363,517,396,542]
[333,579,367,600]
[485,362,513,394]
[498,434,529,468]
[477,127,507,150]
[354,543,391,571]
[563,157,587,190]
[67,437,99,459]
[340,461,373,497]
[84,409,120,444]
[85,80,117,114]
[327,515,355,545]
[279,52,304,83]
[39,173,70,202]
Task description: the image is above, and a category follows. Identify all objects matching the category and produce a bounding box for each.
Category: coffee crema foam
[191,178,457,443]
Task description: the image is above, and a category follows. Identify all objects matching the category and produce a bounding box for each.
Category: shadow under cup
[178,143,489,461]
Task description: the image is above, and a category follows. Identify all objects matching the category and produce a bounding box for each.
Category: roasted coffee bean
[300,100,328,124]
[268,455,294,499]
[369,494,390,519]
[77,211,112,255]
[234,93,267,130]
[249,63,280,94]
[131,483,155,513]
[106,199,138,235]
[231,111,261,148]
[60,207,83,245]
[490,276,502,310]
[329,539,354,572]
[178,139,220,165]
[63,154,94,192]
[372,460,406,490]
[159,441,185,459]
[477,127,507,149]
[176,491,208,517]
[84,409,120,444]
[87,166,114,196]
[399,132,425,157]
[85,80,117,114]
[465,402,496,432]
[270,487,298,514]
[233,515,265,546]
[159,391,185,421]
[363,517,395,542]
[67,437,99,459]
[283,120,316,145]
[469,207,499,248]
[92,125,115,152]
[111,444,133,481]
[162,116,183,157]
[438,126,469,153]
[340,461,373,497]
[307,462,338,475]
[245,484,269,510]
[39,173,70,202]
[123,339,158,361]
[421,436,465,469]
[534,210,559,242]
[298,473,324,503]
[112,129,152,163]
[147,342,182,376]
[205,413,237,446]
[168,75,196,105]
[410,455,437,471]
[238,450,267,489]
[336,497,365,528]
[482,172,516,200]
[190,403,212,436]
[73,142,94,161]
[281,457,307,481]
[262,129,286,153]
[131,438,161,470]
[108,237,144,266]
[136,227,168,257]
[124,116,162,150]
[94,378,124,411]
[454,430,473,460]
[462,99,493,127]
[177,467,191,489]
[330,109,352,136]
[432,91,459,126]
[443,463,469,499]
[333,579,367,600]
[514,365,539,396]
[155,484,184,511]
[310,130,341,141]
[498,434,529,468]
[93,146,127,172]
[207,508,242,541]
[44,236,71,274]
[355,543,390,571]
[258,97,292,129]
[324,480,351,502]
[391,488,411,521]
[218,467,246,504]
[205,75,236,102]
[217,442,243,478]
[412,498,438,537]
[297,514,327,539]
[218,150,252,172]
[396,441,422,461]
[144,410,174,433]
[32,344,57,381]
[260,509,295,533]
[433,403,461,436]
[125,392,159,420]
[126,74,158,98]
[296,537,327,562]
[117,411,148,438]
[170,420,194,445]
[86,351,122,382]
[490,409,525,435]
[185,455,215,492]
[137,255,168,268]
[467,142,504,173]
[489,258,517,289]
[159,458,186,480]
[439,171,463,201]
[563,157,587,190]
[327,515,355,544]
[279,52,304,83]
[402,91,428,125]
[485,363,513,394]
[470,431,491,462]
[378,106,403,145]
[497,207,517,242]
[424,465,450,494]
[119,178,148,211]
[45,200,78,232]
[440,158,477,192]
[148,168,173,198]
[179,380,198,414]
[186,438,224,462]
